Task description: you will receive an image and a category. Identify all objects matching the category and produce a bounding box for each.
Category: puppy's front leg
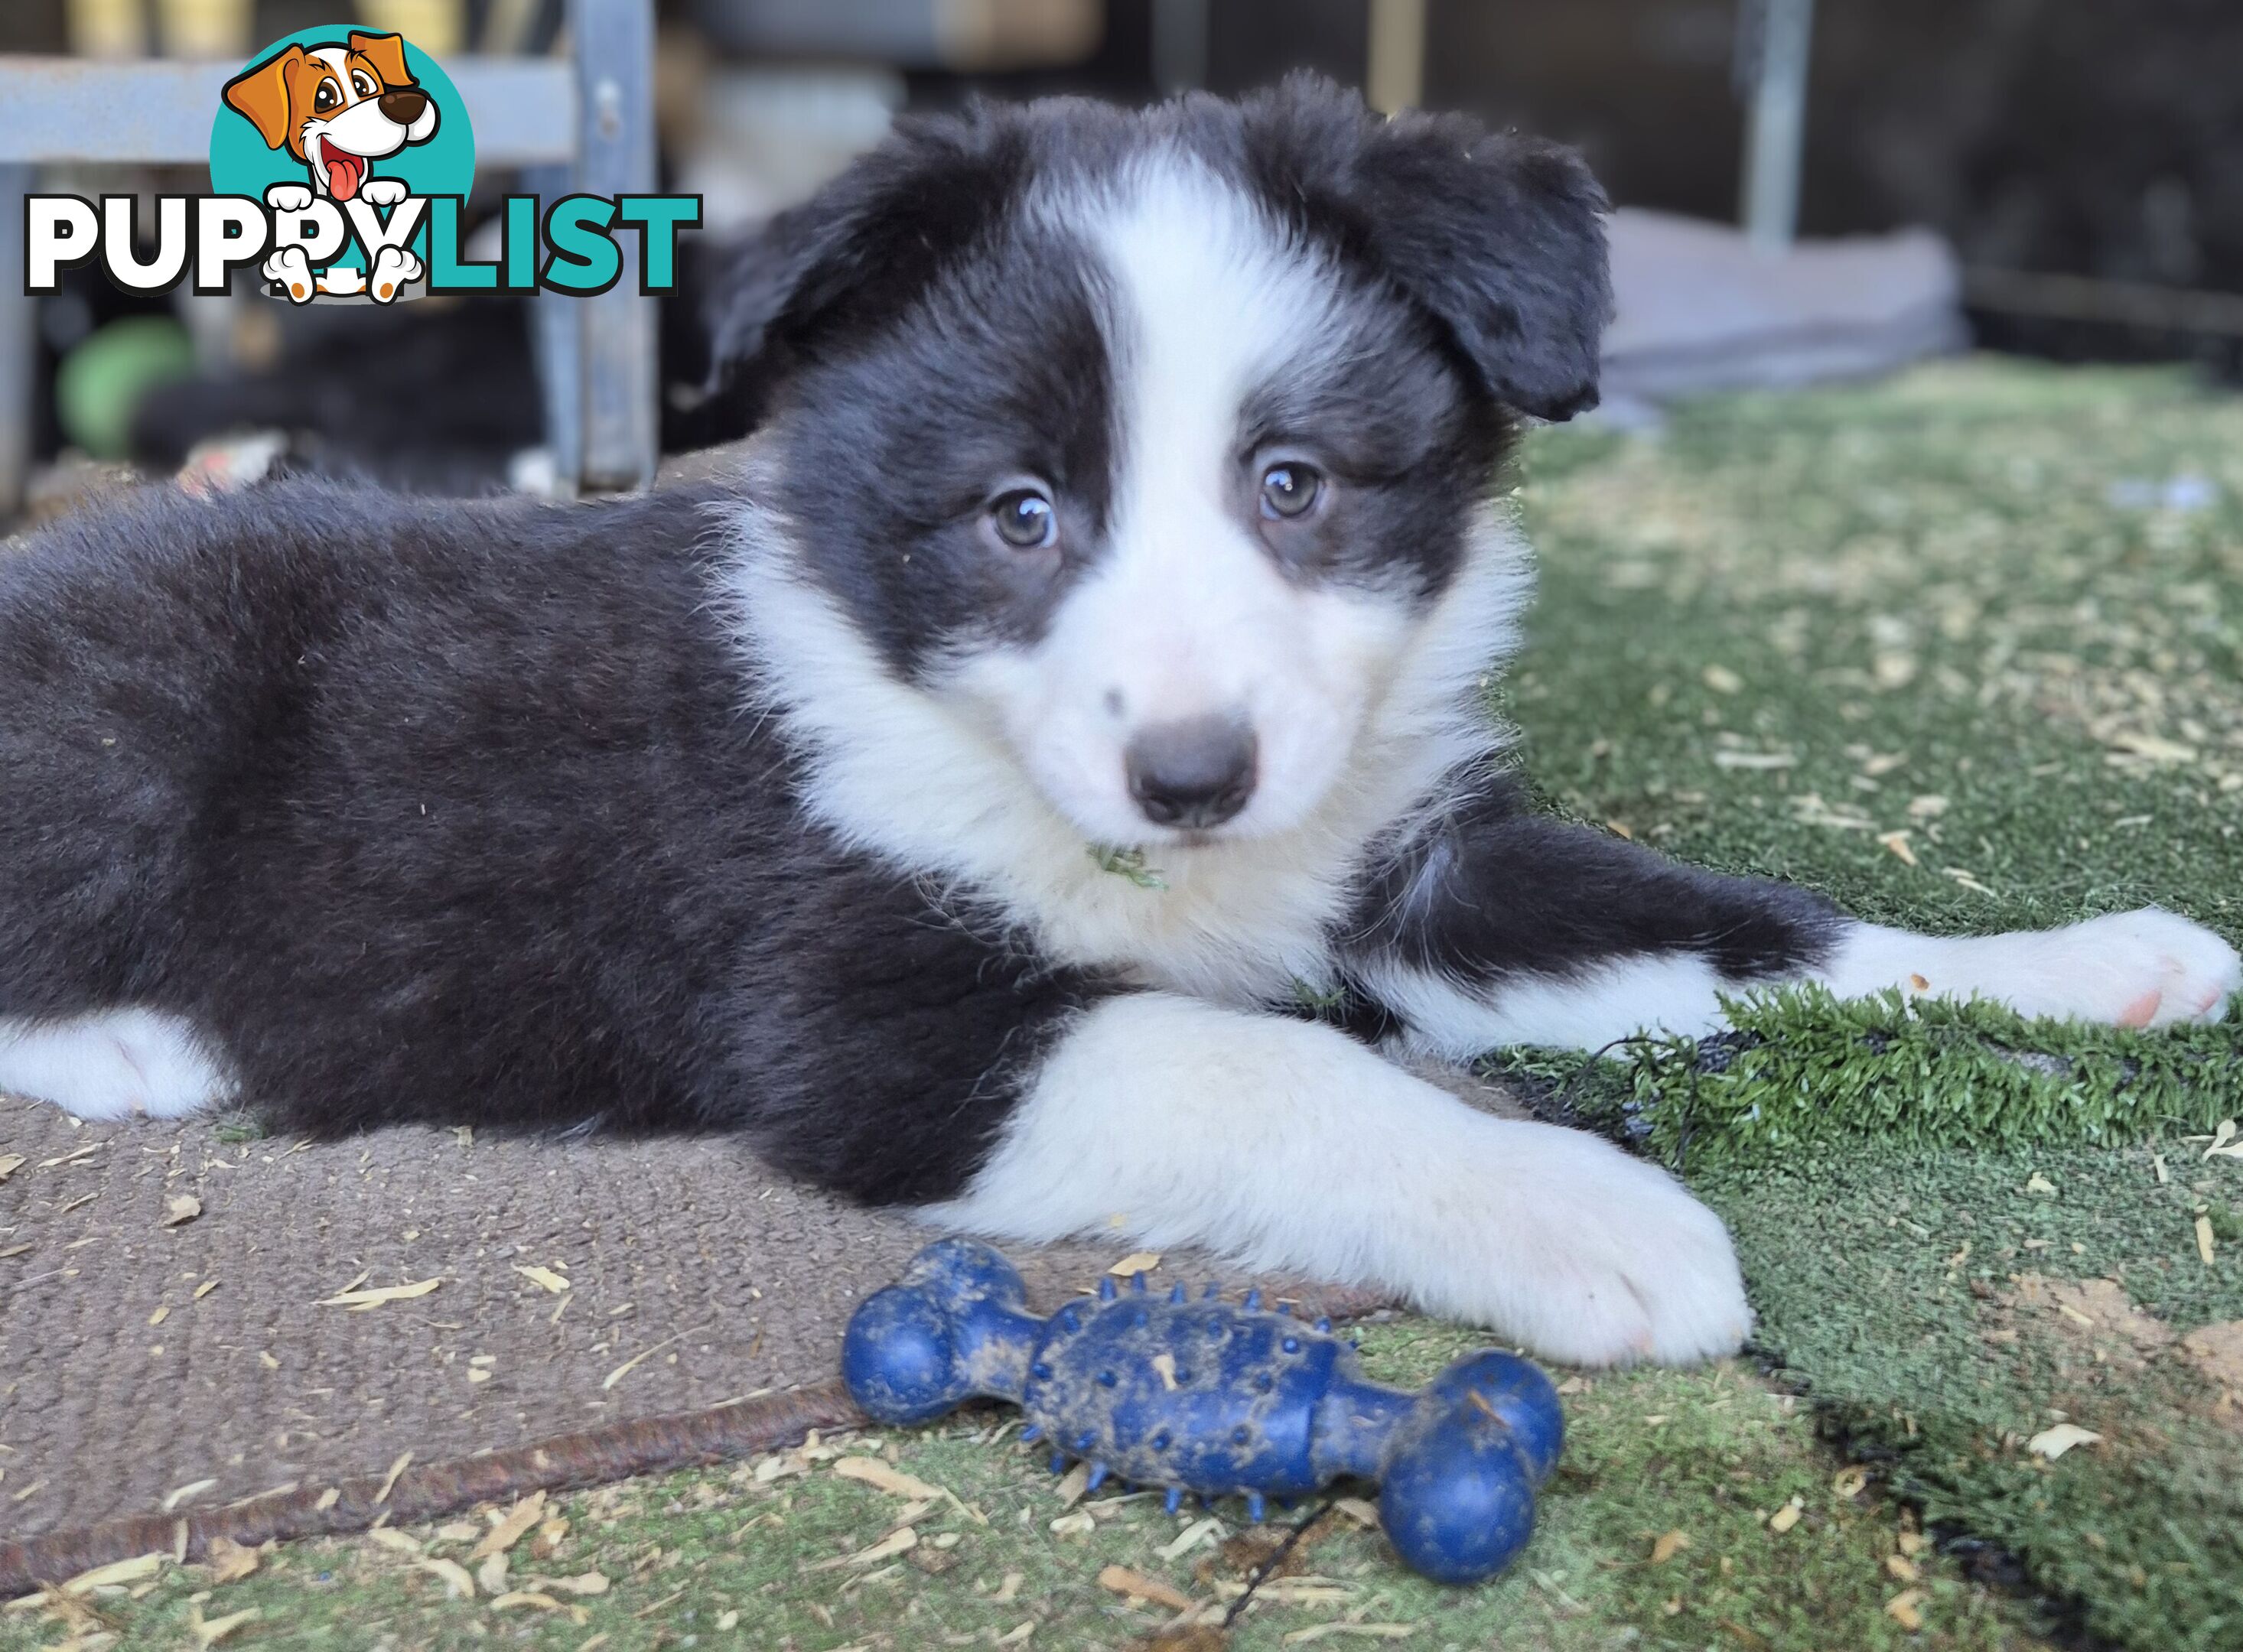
[923,993,1749,1367]
[1344,779,2238,1055]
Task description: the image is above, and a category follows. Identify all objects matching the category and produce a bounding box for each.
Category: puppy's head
[223,32,438,202]
[715,78,1608,849]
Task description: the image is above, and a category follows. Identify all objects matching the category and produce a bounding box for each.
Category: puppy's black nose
[379,88,428,125]
[1125,717,1256,830]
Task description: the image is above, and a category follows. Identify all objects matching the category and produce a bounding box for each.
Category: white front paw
[368,245,423,303]
[264,182,314,213]
[2051,909,2241,1027]
[360,178,409,209]
[262,246,314,304]
[1422,1124,1751,1367]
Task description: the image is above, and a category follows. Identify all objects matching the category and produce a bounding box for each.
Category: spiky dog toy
[841,1239,1563,1584]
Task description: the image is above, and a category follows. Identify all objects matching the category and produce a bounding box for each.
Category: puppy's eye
[1259,463,1323,520]
[988,489,1056,551]
[352,71,378,98]
[313,82,338,112]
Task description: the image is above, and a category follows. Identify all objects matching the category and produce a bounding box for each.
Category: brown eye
[313,81,337,112]
[1260,463,1322,520]
[352,71,378,98]
[989,489,1056,550]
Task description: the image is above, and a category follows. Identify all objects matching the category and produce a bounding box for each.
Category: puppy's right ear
[223,46,306,151]
[704,106,1026,389]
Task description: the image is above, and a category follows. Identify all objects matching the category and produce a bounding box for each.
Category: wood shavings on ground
[2199,1119,2243,1160]
[373,1452,412,1503]
[1885,1588,1926,1631]
[1788,793,1877,831]
[532,1571,610,1597]
[1282,1627,1415,1644]
[60,1555,164,1593]
[317,1277,441,1309]
[832,1455,942,1502]
[1108,1251,1162,1277]
[2196,1215,2217,1265]
[415,1556,476,1598]
[833,1455,988,1525]
[203,1537,260,1584]
[190,1605,259,1647]
[1095,1564,1194,1611]
[599,1324,705,1391]
[513,1264,571,1293]
[368,1528,422,1558]
[807,1526,919,1572]
[468,1491,547,1559]
[1651,1530,1690,1564]
[0,1153,24,1182]
[1766,1497,1804,1534]
[1159,1517,1226,1561]
[2027,1423,2104,1460]
[490,1590,588,1624]
[1053,1461,1092,1507]
[161,1195,201,1228]
[1712,749,1794,770]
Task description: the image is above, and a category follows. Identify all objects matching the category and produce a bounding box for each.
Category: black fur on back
[0,479,1117,1202]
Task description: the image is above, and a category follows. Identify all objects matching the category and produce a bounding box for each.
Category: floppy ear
[348,31,417,89]
[703,103,1027,389]
[223,46,305,151]
[1245,76,1612,421]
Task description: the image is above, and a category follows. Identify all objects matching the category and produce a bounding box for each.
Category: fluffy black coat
[0,481,1110,1201]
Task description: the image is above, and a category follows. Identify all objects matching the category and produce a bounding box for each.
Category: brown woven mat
[0,1094,1395,1540]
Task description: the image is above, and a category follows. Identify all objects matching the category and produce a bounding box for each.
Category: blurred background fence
[2,0,2238,518]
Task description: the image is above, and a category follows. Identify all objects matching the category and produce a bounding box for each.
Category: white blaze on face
[951,160,1419,847]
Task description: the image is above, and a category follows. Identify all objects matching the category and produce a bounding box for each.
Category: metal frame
[0,0,657,512]
[1737,0,1816,251]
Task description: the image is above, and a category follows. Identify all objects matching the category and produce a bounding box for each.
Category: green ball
[56,317,198,460]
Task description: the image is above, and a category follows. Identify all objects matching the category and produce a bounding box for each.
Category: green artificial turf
[1499,358,2243,1651]
[0,1324,2055,1652]
[1488,985,2243,1172]
[10,358,2240,1650]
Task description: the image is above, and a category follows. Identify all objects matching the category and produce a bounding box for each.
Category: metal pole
[1151,0,1209,96]
[1740,0,1815,252]
[1366,0,1426,115]
[0,164,34,521]
[567,0,658,492]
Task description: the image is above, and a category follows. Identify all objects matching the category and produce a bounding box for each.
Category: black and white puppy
[3,81,2233,1366]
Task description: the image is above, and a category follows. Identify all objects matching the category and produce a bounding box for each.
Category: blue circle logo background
[209,26,475,281]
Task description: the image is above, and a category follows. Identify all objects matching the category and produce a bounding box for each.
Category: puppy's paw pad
[2076,909,2241,1027]
[360,179,409,209]
[263,183,315,213]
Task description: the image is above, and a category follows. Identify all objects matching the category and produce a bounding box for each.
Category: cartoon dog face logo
[222,32,438,203]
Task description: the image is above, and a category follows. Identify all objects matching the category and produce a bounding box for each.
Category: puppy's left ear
[702,102,1025,391]
[1252,78,1613,421]
[348,31,417,89]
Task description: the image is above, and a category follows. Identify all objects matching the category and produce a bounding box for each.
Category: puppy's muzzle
[1125,715,1257,831]
[379,88,429,125]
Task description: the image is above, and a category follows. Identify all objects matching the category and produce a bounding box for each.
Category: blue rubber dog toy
[842,1239,1562,1585]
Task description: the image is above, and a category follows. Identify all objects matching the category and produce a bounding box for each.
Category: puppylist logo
[24,26,699,306]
